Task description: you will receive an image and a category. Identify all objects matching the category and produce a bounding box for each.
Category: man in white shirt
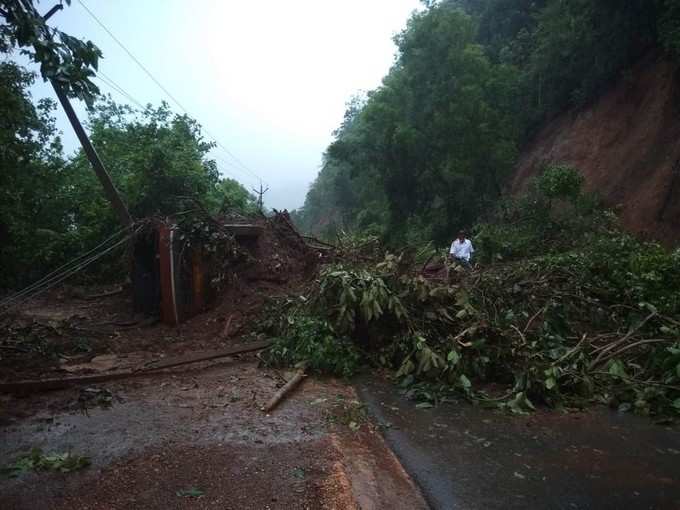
[449,231,474,268]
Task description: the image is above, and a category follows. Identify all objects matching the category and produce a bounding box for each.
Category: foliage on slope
[0,62,69,287]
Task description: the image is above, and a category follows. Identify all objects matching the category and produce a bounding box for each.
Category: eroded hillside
[513,54,680,245]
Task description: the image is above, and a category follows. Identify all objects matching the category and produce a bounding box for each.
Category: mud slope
[512,54,680,245]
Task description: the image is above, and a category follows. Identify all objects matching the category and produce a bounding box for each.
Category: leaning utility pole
[252,181,269,212]
[22,0,133,229]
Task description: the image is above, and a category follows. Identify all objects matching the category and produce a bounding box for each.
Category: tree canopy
[1,0,102,104]
[0,72,255,288]
[294,0,680,245]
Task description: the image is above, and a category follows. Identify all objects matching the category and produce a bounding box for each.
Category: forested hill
[292,0,680,246]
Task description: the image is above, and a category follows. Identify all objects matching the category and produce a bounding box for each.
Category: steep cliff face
[512,54,680,245]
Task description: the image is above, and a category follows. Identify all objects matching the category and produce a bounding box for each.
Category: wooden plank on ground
[0,339,272,394]
[143,339,272,371]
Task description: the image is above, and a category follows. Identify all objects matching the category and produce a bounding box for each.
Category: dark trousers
[454,257,471,269]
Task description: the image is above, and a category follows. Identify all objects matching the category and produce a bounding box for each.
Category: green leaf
[2,450,89,478]
[607,359,628,379]
[176,487,204,498]
[506,392,535,415]
[396,359,415,378]
[618,402,632,413]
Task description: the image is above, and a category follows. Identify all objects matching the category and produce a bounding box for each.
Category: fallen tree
[264,167,680,417]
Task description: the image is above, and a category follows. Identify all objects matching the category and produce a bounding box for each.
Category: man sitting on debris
[449,231,474,268]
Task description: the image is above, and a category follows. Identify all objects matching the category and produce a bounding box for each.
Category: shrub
[536,163,584,202]
[267,315,361,378]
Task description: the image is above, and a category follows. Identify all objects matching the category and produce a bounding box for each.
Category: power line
[76,0,267,187]
[95,74,146,110]
[214,155,260,185]
[0,224,133,309]
[99,70,142,103]
[77,0,190,114]
[90,77,256,186]
[0,226,140,316]
[209,137,263,183]
[93,73,253,184]
[0,232,137,317]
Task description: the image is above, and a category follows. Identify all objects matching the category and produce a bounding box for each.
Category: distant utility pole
[22,0,134,229]
[252,181,269,212]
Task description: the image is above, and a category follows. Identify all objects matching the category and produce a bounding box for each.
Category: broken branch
[262,365,307,413]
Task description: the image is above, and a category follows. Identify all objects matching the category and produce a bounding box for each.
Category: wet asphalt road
[356,377,680,510]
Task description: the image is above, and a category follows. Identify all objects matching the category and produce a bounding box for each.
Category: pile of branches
[264,248,680,417]
[464,258,680,414]
[264,167,680,416]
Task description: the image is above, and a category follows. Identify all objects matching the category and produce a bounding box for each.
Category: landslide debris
[264,168,680,417]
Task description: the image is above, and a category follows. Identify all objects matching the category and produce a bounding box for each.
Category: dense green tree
[208,177,258,214]
[0,62,70,286]
[63,98,255,252]
[0,75,255,287]
[299,5,520,244]
[296,0,680,246]
[659,0,680,58]
[522,1,658,125]
[1,0,102,104]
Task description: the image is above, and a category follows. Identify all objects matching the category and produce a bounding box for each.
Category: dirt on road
[1,359,427,510]
[0,214,428,509]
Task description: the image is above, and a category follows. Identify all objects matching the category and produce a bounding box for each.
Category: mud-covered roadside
[1,360,427,510]
[0,213,429,509]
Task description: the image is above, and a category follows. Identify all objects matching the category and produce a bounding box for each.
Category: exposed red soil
[0,279,286,381]
[512,53,680,246]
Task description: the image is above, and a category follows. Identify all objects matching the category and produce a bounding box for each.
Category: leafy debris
[176,487,205,498]
[262,170,680,418]
[2,448,90,478]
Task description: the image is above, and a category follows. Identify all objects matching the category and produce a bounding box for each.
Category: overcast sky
[20,0,422,210]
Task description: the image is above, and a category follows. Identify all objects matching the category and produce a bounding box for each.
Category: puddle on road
[356,376,680,510]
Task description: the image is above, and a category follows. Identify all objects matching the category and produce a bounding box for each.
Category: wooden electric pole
[23,0,134,229]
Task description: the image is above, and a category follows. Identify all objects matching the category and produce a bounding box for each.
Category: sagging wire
[0,223,143,317]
